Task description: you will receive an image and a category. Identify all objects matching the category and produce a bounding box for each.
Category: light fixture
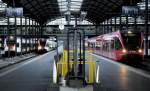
[128,31,132,34]
[59,24,64,30]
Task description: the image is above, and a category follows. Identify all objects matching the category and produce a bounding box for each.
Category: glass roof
[57,0,83,12]
[47,17,93,25]
[0,18,38,25]
[137,0,150,10]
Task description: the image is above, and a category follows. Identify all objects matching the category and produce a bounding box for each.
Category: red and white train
[87,30,144,62]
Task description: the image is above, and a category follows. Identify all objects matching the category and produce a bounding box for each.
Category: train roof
[88,31,121,41]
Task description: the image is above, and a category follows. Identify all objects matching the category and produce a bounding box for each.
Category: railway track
[124,60,150,73]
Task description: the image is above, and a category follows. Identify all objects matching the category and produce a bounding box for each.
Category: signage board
[122,6,139,16]
[6,7,23,17]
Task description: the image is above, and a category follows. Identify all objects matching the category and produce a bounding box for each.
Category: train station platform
[92,54,150,91]
[0,53,36,69]
[0,51,150,91]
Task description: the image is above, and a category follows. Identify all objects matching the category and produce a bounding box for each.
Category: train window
[106,42,109,51]
[6,40,15,45]
[111,40,115,50]
[96,42,99,49]
[122,33,141,50]
[103,42,107,51]
[114,38,122,50]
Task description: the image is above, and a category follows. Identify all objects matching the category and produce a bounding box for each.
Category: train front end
[120,31,144,62]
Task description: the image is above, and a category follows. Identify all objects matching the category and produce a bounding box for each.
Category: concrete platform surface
[0,53,36,69]
[93,54,150,91]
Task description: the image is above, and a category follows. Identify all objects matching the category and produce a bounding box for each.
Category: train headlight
[13,46,16,50]
[138,49,142,53]
[122,49,127,53]
[10,45,15,51]
[10,36,14,40]
[38,46,42,50]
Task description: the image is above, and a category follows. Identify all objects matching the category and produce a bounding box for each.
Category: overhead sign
[6,7,23,17]
[122,6,139,16]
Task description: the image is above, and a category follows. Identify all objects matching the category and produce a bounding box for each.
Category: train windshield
[39,39,46,46]
[121,33,141,50]
[6,37,15,45]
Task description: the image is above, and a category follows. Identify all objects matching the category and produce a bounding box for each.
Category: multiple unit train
[37,38,57,53]
[0,36,57,56]
[4,36,38,56]
[87,30,144,62]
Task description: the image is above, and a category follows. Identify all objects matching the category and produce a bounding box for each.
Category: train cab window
[6,40,15,45]
[122,33,141,50]
[114,38,122,50]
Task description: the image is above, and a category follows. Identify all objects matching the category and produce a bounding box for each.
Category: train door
[110,40,115,59]
[114,37,123,60]
[96,41,101,54]
[107,40,112,58]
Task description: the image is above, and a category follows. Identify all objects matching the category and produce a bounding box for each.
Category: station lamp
[59,24,64,30]
[128,30,132,34]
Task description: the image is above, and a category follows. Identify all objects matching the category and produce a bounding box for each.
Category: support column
[126,15,128,30]
[145,0,149,56]
[25,17,27,53]
[95,25,98,35]
[102,22,104,34]
[110,18,112,32]
[74,16,78,77]
[14,16,17,56]
[29,18,31,52]
[20,16,23,55]
[134,15,137,31]
[106,20,109,33]
[120,15,122,31]
[114,16,117,32]
[7,17,10,57]
[31,20,34,51]
[34,21,36,51]
[104,21,106,34]
[35,22,37,50]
